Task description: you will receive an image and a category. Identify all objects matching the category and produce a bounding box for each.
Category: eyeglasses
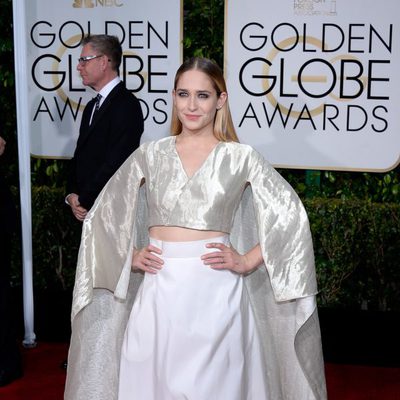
[77,54,104,65]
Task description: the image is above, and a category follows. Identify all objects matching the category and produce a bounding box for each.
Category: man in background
[0,135,22,386]
[66,34,144,220]
[63,34,143,369]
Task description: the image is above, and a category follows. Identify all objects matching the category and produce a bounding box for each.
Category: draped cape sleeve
[71,146,147,321]
[230,148,326,400]
[245,148,317,301]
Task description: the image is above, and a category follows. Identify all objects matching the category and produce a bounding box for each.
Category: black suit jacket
[67,81,144,210]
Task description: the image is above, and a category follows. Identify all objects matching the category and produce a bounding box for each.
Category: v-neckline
[173,137,221,180]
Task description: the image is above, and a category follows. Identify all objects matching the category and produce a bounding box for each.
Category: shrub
[306,198,400,311]
[11,186,81,291]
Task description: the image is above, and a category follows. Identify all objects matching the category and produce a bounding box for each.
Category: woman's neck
[177,130,218,146]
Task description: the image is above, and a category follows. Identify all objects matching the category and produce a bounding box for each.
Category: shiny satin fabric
[65,136,327,400]
[231,188,326,399]
[145,136,317,300]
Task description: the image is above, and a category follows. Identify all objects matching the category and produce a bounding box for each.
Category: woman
[65,58,326,400]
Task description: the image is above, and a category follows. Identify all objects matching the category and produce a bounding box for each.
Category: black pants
[0,176,22,381]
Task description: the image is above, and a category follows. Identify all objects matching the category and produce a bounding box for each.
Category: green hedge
[11,186,81,291]
[10,186,400,312]
[306,199,400,311]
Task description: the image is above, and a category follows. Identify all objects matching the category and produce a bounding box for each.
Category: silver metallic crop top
[134,136,271,233]
[74,134,316,315]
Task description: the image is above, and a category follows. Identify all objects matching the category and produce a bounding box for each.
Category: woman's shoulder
[138,136,175,154]
[221,141,247,151]
[222,141,275,172]
[222,141,265,159]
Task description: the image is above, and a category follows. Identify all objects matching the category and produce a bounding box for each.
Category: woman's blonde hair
[170,57,239,142]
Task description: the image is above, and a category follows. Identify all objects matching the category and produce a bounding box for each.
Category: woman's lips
[185,114,201,120]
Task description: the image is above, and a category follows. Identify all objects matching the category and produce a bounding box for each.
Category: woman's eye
[198,93,209,99]
[177,91,188,97]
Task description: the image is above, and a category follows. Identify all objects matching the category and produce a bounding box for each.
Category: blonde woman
[65,58,327,400]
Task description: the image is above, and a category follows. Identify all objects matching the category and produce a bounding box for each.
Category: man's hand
[0,137,6,156]
[66,193,88,221]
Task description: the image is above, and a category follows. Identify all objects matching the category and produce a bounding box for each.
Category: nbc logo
[73,0,123,7]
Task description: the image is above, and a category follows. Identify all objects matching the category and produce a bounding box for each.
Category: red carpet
[0,342,68,400]
[0,342,399,399]
[325,363,400,400]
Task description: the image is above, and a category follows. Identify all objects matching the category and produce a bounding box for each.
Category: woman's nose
[188,95,197,110]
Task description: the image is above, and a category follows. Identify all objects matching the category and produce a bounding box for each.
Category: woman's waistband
[149,235,230,258]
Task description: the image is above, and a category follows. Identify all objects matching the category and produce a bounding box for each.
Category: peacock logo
[72,0,94,8]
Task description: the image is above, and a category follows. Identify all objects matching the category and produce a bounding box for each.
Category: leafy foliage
[183,0,225,65]
[0,0,17,183]
[10,186,81,291]
[306,199,400,311]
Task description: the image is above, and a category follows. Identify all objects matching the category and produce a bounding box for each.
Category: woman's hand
[201,242,262,274]
[131,245,164,274]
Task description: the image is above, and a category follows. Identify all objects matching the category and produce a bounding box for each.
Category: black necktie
[94,93,102,112]
[91,94,102,125]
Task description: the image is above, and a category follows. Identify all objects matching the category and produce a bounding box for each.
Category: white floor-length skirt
[118,236,269,400]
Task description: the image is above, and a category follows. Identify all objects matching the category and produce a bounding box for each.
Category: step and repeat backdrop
[225,0,400,171]
[15,0,400,170]
[17,0,182,158]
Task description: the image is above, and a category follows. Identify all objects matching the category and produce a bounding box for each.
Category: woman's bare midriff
[149,226,227,242]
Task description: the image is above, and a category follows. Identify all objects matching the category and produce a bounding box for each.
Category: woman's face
[173,69,226,135]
